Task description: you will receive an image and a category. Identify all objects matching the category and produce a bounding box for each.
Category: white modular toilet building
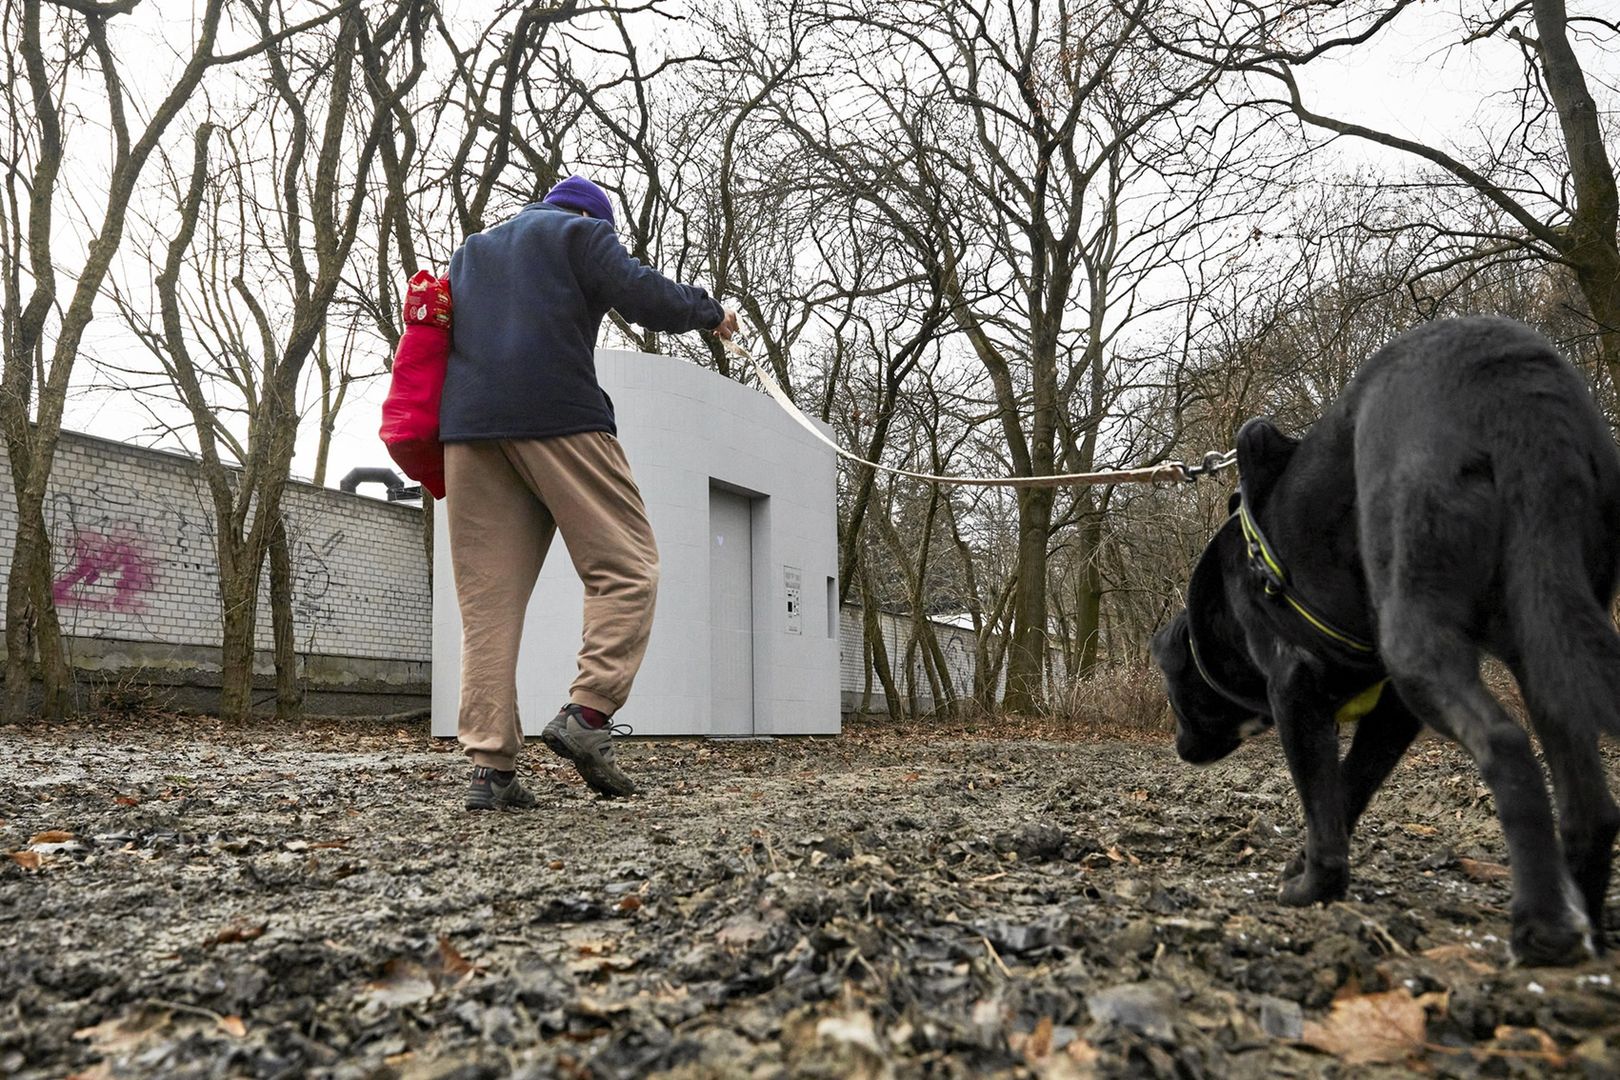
[431,348,840,738]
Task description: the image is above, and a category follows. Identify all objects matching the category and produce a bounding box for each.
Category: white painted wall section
[432,349,840,738]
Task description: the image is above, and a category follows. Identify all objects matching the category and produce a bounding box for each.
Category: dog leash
[717,336,1236,488]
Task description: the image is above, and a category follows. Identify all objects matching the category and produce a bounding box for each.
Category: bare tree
[107,2,410,721]
[762,1,1267,711]
[1156,0,1619,380]
[0,0,355,722]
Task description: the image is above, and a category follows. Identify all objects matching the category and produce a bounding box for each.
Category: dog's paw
[1282,850,1306,881]
[1510,913,1594,967]
[1279,862,1349,906]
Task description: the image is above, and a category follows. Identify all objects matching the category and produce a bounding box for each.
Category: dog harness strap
[1186,631,1271,714]
[1333,679,1389,726]
[1236,501,1377,656]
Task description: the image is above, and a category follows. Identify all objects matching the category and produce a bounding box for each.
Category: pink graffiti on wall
[51,529,157,612]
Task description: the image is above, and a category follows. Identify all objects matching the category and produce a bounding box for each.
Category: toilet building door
[709,487,754,735]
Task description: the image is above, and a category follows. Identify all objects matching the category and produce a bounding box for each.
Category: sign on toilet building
[431,349,840,738]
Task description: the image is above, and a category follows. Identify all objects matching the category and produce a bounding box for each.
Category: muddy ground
[2,715,1618,1079]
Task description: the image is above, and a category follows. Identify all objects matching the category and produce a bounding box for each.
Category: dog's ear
[1235,417,1299,503]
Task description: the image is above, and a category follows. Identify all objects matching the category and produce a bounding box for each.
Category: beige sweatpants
[446,433,659,770]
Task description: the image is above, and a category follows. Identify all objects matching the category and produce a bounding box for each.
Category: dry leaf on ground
[435,936,475,979]
[8,850,42,870]
[366,959,436,1007]
[204,919,267,948]
[1301,989,1433,1065]
[29,830,76,845]
[1458,858,1511,883]
[1421,943,1495,974]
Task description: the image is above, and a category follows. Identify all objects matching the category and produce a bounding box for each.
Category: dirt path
[2,717,1617,1078]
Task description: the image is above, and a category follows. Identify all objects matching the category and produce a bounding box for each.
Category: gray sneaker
[465,766,538,811]
[542,704,637,798]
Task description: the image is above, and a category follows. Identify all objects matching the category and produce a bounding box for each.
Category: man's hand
[711,308,740,341]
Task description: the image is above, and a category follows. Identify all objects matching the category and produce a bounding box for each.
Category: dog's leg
[1531,720,1618,949]
[1340,693,1423,830]
[1285,693,1421,880]
[1511,641,1620,948]
[1268,663,1351,905]
[1383,625,1591,966]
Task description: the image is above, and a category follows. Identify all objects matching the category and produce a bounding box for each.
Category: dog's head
[1153,607,1269,764]
[1153,447,1288,764]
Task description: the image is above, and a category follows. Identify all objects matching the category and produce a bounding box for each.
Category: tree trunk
[2,540,34,720]
[269,513,302,720]
[975,575,1017,708]
[3,499,69,720]
[1002,485,1055,713]
[1529,0,1619,378]
[1071,512,1105,680]
[217,549,259,721]
[1572,252,1620,383]
[33,535,69,717]
[859,561,905,722]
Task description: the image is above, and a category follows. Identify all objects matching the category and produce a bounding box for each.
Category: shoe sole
[543,730,635,799]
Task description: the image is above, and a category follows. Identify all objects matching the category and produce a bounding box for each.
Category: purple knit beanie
[542,175,615,226]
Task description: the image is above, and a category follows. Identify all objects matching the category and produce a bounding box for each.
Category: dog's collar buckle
[1235,495,1378,658]
[1247,539,1286,597]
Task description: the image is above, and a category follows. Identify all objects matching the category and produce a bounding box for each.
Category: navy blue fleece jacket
[439,202,724,441]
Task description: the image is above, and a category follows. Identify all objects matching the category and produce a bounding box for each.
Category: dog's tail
[1499,430,1620,742]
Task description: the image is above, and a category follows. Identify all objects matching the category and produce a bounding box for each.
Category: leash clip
[1180,450,1235,482]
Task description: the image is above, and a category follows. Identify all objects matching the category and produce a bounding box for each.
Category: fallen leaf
[366,958,435,1006]
[902,771,921,783]
[1066,1037,1102,1066]
[1458,858,1511,883]
[1026,1015,1054,1059]
[1401,823,1438,836]
[548,859,565,870]
[29,829,75,844]
[217,1015,247,1038]
[114,796,140,807]
[1422,943,1495,974]
[1487,1025,1565,1065]
[616,894,643,912]
[204,919,267,948]
[1301,989,1428,1065]
[8,850,42,870]
[436,936,474,979]
[308,839,349,849]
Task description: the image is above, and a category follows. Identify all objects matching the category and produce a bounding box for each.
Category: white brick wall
[0,431,430,662]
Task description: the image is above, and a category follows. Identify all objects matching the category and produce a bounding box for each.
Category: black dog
[1152,316,1620,966]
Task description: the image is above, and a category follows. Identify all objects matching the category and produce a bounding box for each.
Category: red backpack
[379,270,452,499]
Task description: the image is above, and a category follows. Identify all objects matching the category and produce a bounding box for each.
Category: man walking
[440,174,738,808]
